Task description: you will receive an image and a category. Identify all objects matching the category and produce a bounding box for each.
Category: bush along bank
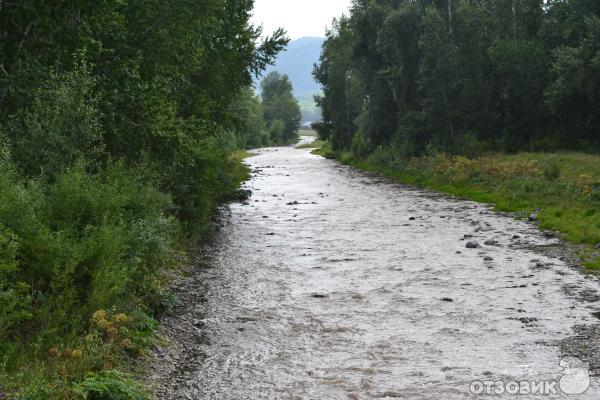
[0,155,250,399]
[313,145,600,270]
[0,1,284,398]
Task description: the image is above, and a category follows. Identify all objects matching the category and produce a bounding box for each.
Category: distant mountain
[257,37,324,124]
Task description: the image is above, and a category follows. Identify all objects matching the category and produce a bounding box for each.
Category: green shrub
[365,146,399,169]
[0,161,180,346]
[0,227,32,348]
[543,162,561,181]
[351,132,370,159]
[72,370,147,400]
[268,119,285,144]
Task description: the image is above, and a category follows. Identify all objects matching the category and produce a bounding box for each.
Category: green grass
[310,141,335,158]
[229,150,253,181]
[311,141,600,270]
[298,129,318,137]
[296,139,327,149]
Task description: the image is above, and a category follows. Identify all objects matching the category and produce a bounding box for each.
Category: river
[147,139,600,399]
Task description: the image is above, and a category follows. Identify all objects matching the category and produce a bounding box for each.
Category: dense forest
[314,0,600,156]
[0,1,295,398]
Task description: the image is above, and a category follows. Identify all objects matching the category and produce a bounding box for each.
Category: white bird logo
[559,356,590,395]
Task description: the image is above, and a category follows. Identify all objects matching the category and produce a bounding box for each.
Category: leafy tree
[0,1,290,395]
[546,15,600,147]
[315,0,600,156]
[313,16,363,150]
[230,87,270,148]
[260,71,302,144]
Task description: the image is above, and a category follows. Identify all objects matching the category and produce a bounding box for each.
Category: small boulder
[484,256,494,261]
[528,213,538,222]
[466,241,480,249]
[484,240,498,246]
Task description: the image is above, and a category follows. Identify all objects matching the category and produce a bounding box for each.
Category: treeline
[234,71,302,148]
[314,0,600,156]
[0,1,285,398]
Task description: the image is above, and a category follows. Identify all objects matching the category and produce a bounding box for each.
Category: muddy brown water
[148,139,600,399]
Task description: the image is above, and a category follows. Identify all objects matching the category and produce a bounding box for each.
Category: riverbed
[147,140,600,399]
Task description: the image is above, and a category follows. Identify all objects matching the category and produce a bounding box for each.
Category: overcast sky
[251,0,352,40]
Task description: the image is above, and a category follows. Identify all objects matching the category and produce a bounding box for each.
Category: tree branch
[16,21,32,55]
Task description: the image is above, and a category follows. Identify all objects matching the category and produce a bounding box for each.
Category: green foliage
[543,162,562,181]
[268,119,286,144]
[7,64,105,179]
[73,370,147,400]
[313,16,363,150]
[546,15,600,146]
[0,0,289,397]
[0,227,32,349]
[351,132,370,159]
[314,0,600,156]
[0,162,179,348]
[230,88,270,148]
[261,71,302,144]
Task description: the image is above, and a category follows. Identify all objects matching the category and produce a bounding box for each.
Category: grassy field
[312,143,600,269]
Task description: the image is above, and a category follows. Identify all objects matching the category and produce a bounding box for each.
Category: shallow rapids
[148,140,600,399]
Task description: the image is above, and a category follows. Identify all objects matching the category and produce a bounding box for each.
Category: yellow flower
[120,338,133,349]
[114,313,129,324]
[107,327,118,338]
[92,310,107,322]
[71,349,83,359]
[97,318,112,330]
[577,174,593,188]
[48,347,60,358]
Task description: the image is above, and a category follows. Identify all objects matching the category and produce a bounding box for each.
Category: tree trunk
[345,69,351,142]
[441,76,455,143]
[16,22,32,55]
[512,0,517,39]
[448,0,453,34]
